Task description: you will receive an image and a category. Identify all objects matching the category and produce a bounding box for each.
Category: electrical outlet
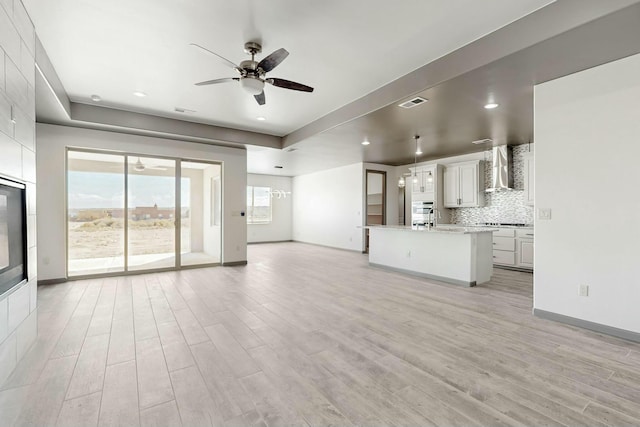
[579,284,589,297]
[538,208,552,220]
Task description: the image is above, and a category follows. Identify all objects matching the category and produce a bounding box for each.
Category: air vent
[274,165,284,169]
[175,107,196,113]
[398,96,428,109]
[472,138,493,145]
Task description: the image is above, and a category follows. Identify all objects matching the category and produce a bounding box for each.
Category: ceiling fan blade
[254,91,266,106]
[266,78,314,92]
[190,43,243,74]
[194,77,239,86]
[257,48,289,73]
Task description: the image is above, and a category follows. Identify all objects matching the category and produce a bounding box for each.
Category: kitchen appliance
[486,145,513,192]
[411,201,434,227]
[478,222,532,227]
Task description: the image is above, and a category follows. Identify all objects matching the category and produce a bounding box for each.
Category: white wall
[534,53,640,333]
[293,163,364,251]
[247,174,292,243]
[36,124,247,280]
[291,162,399,251]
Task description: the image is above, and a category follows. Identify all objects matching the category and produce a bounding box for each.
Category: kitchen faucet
[427,206,442,230]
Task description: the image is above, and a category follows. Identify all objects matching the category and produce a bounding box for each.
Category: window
[246,186,271,224]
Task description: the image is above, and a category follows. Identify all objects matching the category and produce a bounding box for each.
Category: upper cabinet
[443,161,485,208]
[523,154,534,206]
[410,165,436,200]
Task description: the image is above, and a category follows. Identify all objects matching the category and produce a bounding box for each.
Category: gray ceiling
[31,0,640,176]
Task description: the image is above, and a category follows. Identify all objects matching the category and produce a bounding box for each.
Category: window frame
[246,185,272,224]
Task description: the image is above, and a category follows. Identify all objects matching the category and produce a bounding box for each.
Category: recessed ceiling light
[90,94,101,102]
[133,91,147,97]
[361,140,370,146]
[484,103,499,109]
[256,116,266,121]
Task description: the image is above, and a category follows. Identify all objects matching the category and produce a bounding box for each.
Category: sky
[68,171,190,209]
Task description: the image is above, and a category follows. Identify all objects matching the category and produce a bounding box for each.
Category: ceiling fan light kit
[192,41,314,106]
[241,77,265,95]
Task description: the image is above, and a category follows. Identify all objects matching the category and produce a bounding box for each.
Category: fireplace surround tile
[0,332,16,386]
[16,308,36,360]
[0,298,7,342]
[7,283,29,333]
[0,0,36,387]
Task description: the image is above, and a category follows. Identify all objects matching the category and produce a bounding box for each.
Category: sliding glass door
[67,150,125,275]
[127,156,177,271]
[67,149,221,277]
[180,161,222,267]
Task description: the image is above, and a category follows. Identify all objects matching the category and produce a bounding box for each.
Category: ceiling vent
[175,107,196,113]
[472,138,493,145]
[286,148,297,152]
[398,96,428,109]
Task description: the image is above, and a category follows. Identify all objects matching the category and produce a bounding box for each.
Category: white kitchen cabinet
[492,228,516,266]
[410,165,436,199]
[492,227,533,270]
[523,154,534,206]
[443,161,485,207]
[516,229,534,268]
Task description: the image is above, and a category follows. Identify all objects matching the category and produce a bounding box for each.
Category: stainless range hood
[486,145,513,192]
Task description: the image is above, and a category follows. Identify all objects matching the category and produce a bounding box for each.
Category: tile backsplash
[450,144,534,225]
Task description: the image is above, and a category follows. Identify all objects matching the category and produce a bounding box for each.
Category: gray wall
[0,0,38,385]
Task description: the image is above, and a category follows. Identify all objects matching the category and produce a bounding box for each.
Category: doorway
[365,170,386,253]
[66,149,221,277]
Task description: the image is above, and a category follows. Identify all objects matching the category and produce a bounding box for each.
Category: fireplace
[0,177,27,296]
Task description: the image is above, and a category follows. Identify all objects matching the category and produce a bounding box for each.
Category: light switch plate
[579,284,589,297]
[538,208,552,220]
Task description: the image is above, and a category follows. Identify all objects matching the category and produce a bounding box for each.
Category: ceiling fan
[191,41,314,105]
[131,158,167,172]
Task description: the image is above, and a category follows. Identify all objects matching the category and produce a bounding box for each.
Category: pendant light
[412,135,420,184]
[426,171,433,183]
[398,176,406,188]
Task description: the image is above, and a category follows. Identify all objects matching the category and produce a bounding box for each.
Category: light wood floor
[2,242,640,427]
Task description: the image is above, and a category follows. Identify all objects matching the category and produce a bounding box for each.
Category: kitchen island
[366,225,496,286]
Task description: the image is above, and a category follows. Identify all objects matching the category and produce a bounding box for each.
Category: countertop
[365,225,498,234]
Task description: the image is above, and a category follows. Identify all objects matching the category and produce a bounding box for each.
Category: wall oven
[411,201,434,227]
